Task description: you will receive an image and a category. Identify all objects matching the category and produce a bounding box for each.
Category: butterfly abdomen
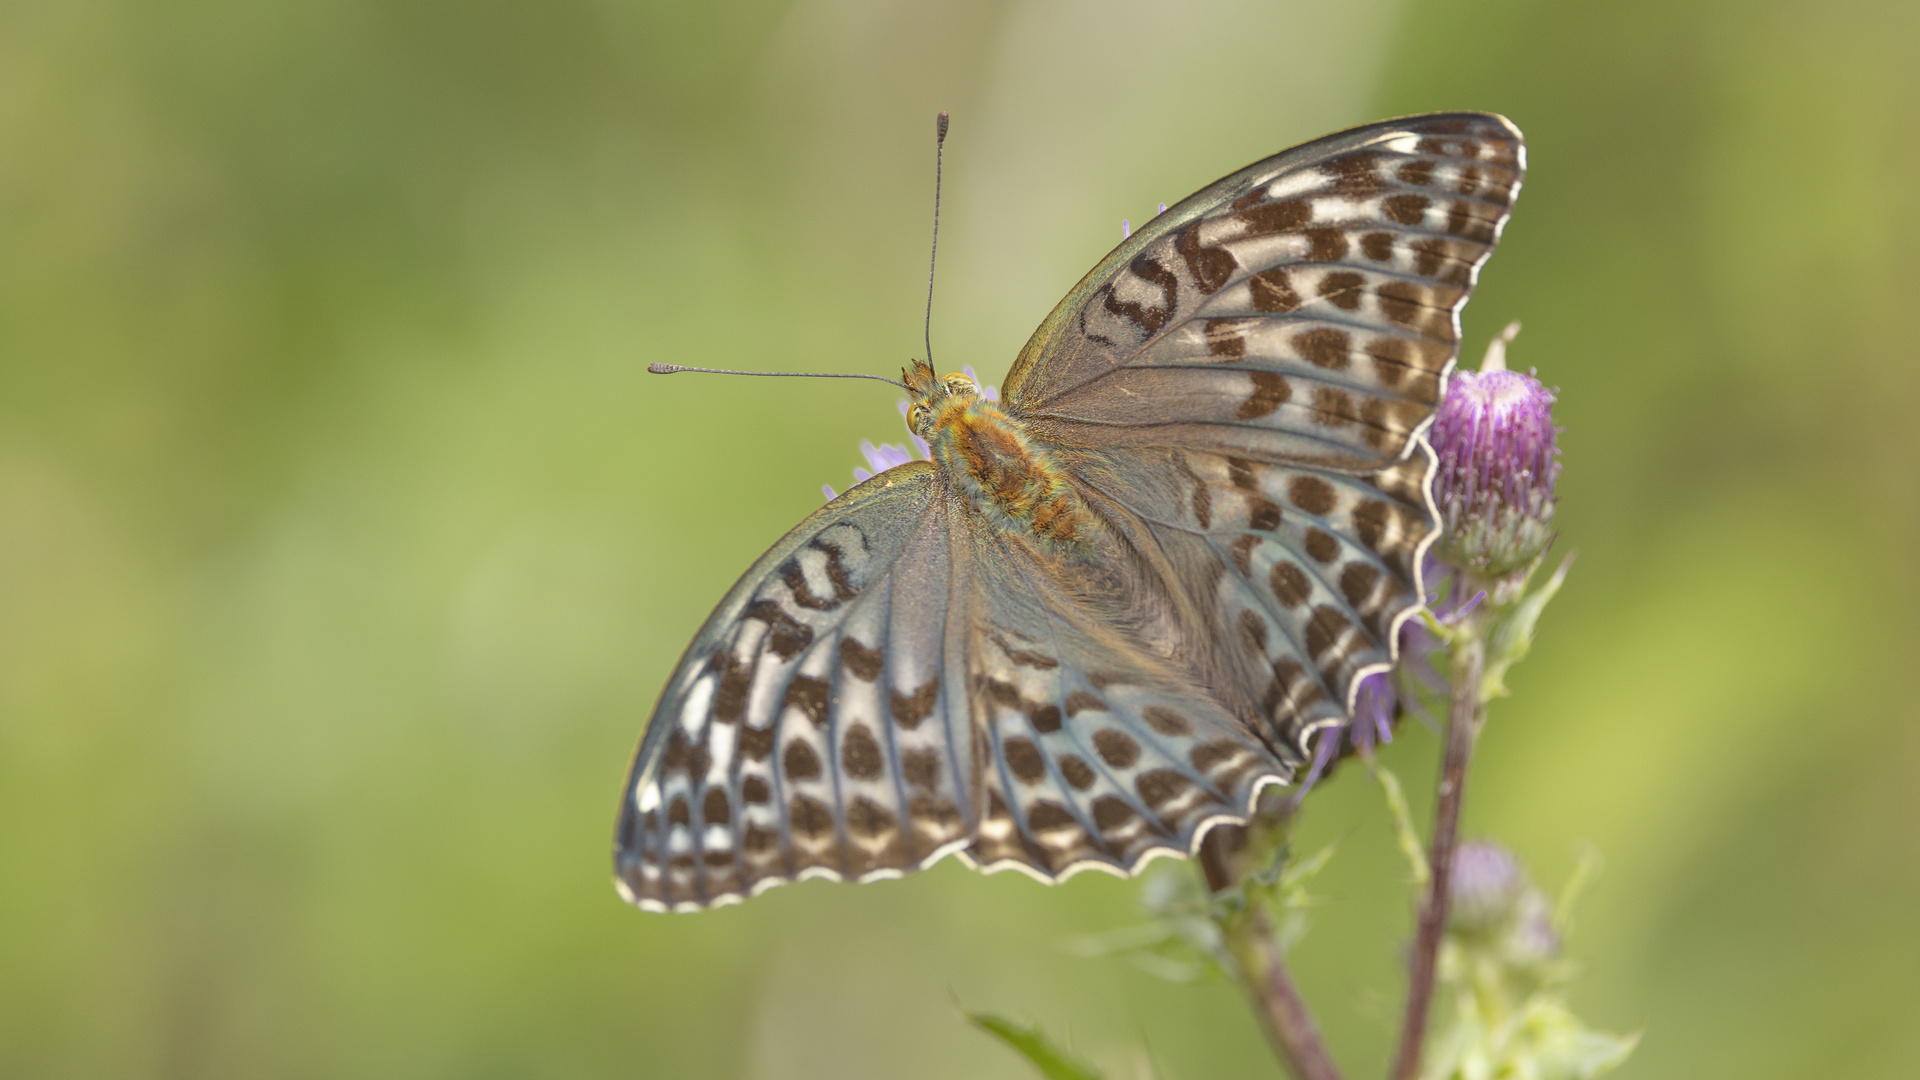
[931,396,1088,543]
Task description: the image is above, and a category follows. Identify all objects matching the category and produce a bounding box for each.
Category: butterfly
[617,113,1525,912]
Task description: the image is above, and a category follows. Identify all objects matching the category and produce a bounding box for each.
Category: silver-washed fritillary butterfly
[617,113,1525,912]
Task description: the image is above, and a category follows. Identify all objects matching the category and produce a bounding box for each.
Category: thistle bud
[1448,839,1526,935]
[1429,323,1560,578]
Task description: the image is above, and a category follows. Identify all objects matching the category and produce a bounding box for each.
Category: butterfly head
[901,359,982,439]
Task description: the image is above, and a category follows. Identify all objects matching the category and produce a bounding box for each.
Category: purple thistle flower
[1428,323,1561,578]
[961,365,999,403]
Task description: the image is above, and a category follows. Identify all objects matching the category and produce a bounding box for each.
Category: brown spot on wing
[1384,194,1430,225]
[780,558,847,611]
[710,654,752,725]
[1092,796,1136,832]
[1059,755,1095,790]
[783,740,822,781]
[1321,151,1385,196]
[1026,801,1077,831]
[1305,228,1348,261]
[1270,561,1311,608]
[664,730,710,777]
[1103,256,1179,333]
[740,725,775,761]
[1311,386,1358,427]
[1340,562,1384,614]
[1293,328,1350,370]
[1304,528,1340,563]
[1239,610,1269,652]
[1369,337,1411,389]
[1003,737,1046,783]
[1397,159,1435,186]
[746,600,813,659]
[1289,476,1337,515]
[1237,371,1294,419]
[1227,457,1258,490]
[890,677,939,729]
[1136,770,1193,810]
[842,724,883,780]
[1361,231,1394,261]
[789,795,833,841]
[1094,729,1140,769]
[742,775,771,803]
[840,638,883,681]
[1318,271,1365,311]
[846,796,895,841]
[1144,707,1192,736]
[902,748,941,791]
[703,788,732,825]
[1239,198,1312,235]
[1205,318,1248,358]
[1249,267,1301,313]
[785,675,830,728]
[1175,223,1236,295]
[1248,496,1281,532]
[1305,605,1351,659]
[1065,691,1106,716]
[1352,499,1392,551]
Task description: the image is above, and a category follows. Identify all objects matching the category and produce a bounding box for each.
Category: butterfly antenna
[923,111,949,369]
[647,364,911,391]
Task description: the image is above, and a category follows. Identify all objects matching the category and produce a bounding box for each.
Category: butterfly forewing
[1005,112,1524,459]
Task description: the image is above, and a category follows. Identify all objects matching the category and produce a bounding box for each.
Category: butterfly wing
[616,464,983,912]
[619,113,1526,908]
[1004,112,1524,753]
[617,462,1303,908]
[953,516,1301,881]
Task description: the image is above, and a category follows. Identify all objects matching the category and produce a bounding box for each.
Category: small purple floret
[1428,327,1560,577]
[825,371,998,501]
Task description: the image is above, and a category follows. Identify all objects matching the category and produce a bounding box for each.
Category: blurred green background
[3,0,1916,1076]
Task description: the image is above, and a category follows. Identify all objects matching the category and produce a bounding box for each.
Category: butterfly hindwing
[956,524,1299,880]
[1074,445,1436,752]
[617,464,979,912]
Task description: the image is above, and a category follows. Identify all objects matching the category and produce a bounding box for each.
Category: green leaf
[1483,552,1575,699]
[963,1010,1104,1080]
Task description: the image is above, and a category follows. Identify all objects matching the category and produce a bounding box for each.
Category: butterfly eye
[908,404,932,434]
[943,374,976,396]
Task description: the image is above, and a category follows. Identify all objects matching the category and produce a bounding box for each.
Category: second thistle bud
[1429,323,1561,579]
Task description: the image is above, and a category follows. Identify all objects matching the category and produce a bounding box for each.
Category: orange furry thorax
[926,392,1088,544]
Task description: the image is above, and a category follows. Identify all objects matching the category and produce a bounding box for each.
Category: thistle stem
[1202,830,1344,1080]
[1390,629,1485,1080]
[1243,907,1344,1080]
